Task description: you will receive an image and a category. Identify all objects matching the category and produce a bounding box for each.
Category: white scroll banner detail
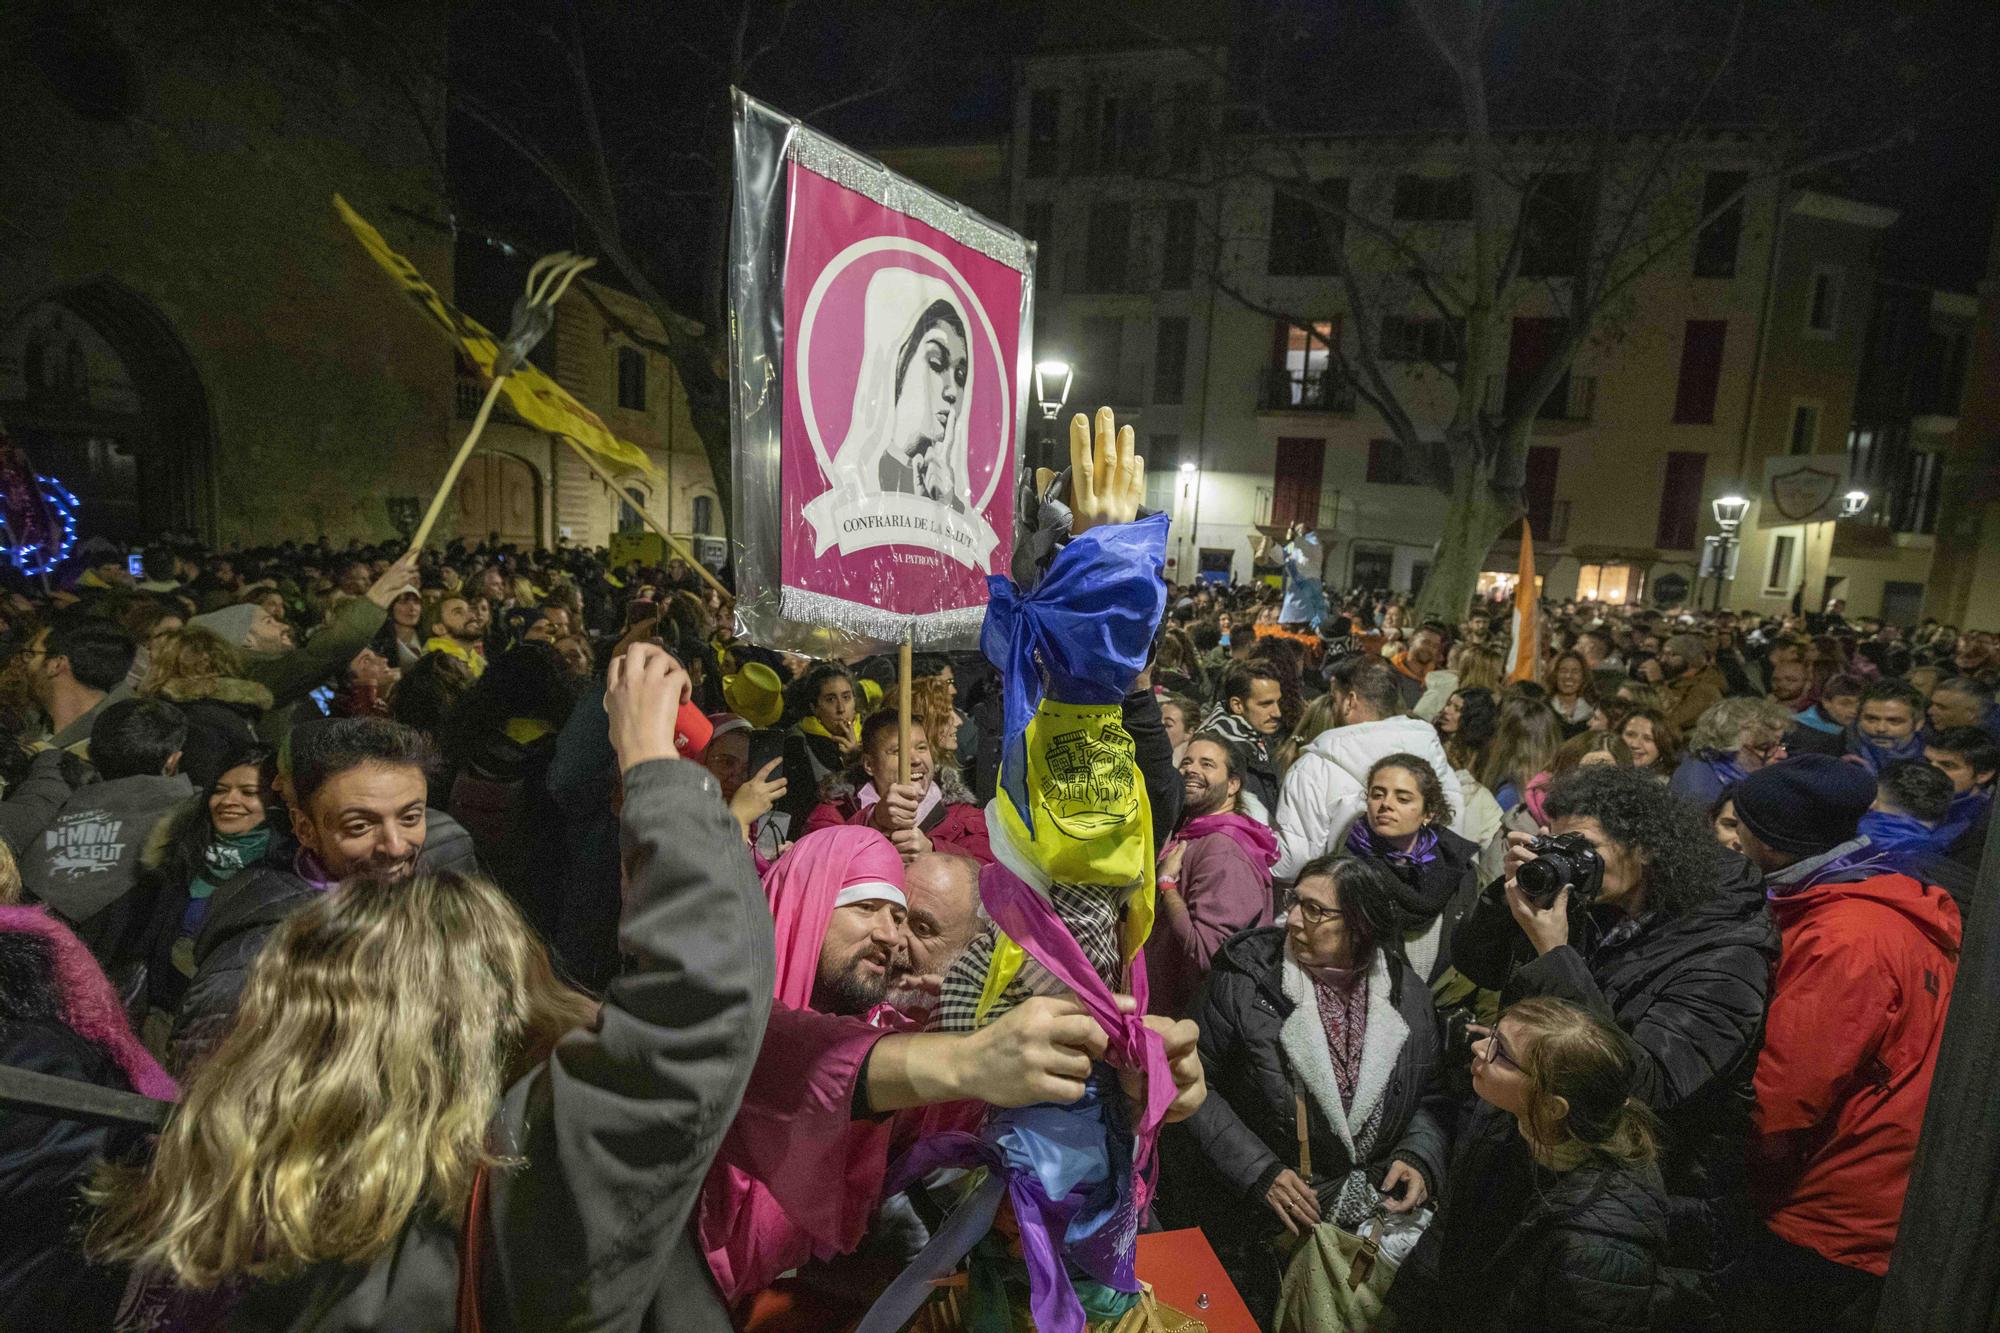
[802,484,1001,569]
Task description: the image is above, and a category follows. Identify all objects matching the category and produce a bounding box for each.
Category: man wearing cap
[696,826,1206,1323]
[1728,754,1961,1332]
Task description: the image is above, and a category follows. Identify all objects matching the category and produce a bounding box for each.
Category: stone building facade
[0,4,460,548]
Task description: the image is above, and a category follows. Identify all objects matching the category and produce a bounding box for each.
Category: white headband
[834,881,907,911]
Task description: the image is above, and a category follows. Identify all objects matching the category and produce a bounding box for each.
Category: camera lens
[1518,855,1565,899]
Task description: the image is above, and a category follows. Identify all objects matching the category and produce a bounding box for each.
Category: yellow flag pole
[556,433,731,599]
[898,625,913,785]
[407,375,508,556]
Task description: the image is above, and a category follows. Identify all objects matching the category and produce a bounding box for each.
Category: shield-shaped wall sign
[1769,464,1840,521]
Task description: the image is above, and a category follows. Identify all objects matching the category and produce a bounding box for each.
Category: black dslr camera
[1516,831,1604,908]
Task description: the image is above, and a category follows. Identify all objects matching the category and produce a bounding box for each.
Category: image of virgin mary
[834,267,972,514]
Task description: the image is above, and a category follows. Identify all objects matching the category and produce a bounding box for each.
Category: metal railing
[1258,366,1357,413]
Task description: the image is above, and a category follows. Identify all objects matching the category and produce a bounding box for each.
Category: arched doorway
[458,451,541,549]
[0,279,217,543]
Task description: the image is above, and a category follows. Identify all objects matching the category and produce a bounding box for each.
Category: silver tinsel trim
[777,584,988,652]
[788,130,1030,273]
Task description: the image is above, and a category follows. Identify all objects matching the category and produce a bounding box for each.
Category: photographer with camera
[1447,765,1778,1288]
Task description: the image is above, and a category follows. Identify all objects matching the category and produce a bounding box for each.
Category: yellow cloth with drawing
[976,701,1156,1023]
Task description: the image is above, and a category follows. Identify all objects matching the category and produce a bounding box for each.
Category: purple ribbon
[977,862,1176,1176]
[860,863,1173,1333]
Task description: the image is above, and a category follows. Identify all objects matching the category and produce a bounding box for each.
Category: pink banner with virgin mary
[777,161,1024,641]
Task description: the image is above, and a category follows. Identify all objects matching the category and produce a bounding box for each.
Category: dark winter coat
[0,908,177,1332]
[167,810,480,1078]
[1451,852,1779,1278]
[1391,1101,1702,1333]
[1168,927,1451,1286]
[209,760,772,1332]
[153,675,272,791]
[447,729,564,941]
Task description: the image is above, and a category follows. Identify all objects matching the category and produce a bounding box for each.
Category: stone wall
[0,3,456,546]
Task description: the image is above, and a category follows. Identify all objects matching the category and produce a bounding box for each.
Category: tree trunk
[1414,464,1519,622]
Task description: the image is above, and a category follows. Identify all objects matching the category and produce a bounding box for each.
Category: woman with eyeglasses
[1164,854,1451,1325]
[1387,996,1708,1332]
[1666,696,1795,810]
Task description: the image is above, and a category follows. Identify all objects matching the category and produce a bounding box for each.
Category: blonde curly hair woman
[91,645,776,1328]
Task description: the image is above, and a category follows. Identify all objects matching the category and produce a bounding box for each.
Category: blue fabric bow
[982,514,1167,830]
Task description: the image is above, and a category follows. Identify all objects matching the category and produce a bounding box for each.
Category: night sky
[445,0,1999,319]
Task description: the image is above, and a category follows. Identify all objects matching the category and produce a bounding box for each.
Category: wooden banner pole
[898,625,913,786]
[557,434,731,599]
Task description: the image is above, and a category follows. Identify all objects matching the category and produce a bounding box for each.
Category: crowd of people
[0,484,1989,1331]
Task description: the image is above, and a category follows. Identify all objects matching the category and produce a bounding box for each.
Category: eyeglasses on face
[1280,890,1343,928]
[1470,1024,1521,1072]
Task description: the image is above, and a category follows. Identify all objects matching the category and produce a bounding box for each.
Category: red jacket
[1750,870,1961,1274]
[804,793,994,865]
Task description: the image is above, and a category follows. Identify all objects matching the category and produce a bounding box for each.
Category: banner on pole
[729,91,1033,656]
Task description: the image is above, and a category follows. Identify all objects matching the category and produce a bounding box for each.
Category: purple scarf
[1345,818,1441,870]
[1174,812,1280,873]
[1765,837,1897,899]
[1703,749,1750,789]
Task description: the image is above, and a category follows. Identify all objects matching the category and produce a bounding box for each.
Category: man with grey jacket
[20,699,192,979]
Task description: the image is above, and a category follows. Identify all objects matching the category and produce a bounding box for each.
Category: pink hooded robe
[696,826,975,1308]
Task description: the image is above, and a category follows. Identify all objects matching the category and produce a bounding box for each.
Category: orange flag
[1505,521,1538,683]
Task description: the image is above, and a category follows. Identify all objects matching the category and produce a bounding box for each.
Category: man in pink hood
[696,826,1207,1326]
[1147,735,1279,1018]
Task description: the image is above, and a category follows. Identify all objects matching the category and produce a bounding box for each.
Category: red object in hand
[675,700,713,762]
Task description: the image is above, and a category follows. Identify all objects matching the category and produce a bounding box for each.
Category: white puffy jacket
[1273,717,1472,880]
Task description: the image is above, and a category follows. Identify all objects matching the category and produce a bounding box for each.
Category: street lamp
[1032,360,1073,474]
[1840,489,1870,519]
[1174,460,1199,581]
[1709,494,1749,611]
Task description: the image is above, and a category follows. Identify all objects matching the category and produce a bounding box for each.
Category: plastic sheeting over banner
[729,90,1034,656]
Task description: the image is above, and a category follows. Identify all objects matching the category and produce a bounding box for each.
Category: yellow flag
[333,194,660,479]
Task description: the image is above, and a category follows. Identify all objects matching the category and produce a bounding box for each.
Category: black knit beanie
[1730,753,1877,857]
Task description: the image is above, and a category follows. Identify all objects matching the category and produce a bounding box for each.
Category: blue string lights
[2,474,79,576]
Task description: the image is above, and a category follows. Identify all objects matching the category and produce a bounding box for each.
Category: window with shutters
[1027,89,1061,177]
[1805,268,1842,338]
[1081,315,1128,403]
[1519,173,1589,279]
[617,346,646,411]
[1082,203,1131,292]
[1024,202,1054,289]
[1366,439,1417,486]
[1153,317,1188,404]
[1672,320,1727,424]
[1271,438,1325,529]
[1655,451,1707,549]
[1381,315,1463,364]
[1393,174,1473,222]
[1694,171,1747,278]
[1268,179,1347,276]
[1160,202,1195,290]
[1789,402,1821,456]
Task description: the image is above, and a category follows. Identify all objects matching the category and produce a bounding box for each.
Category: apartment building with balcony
[868,24,1974,619]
